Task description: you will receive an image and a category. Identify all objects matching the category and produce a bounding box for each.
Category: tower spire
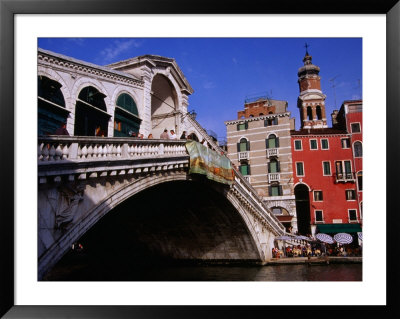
[304,42,310,55]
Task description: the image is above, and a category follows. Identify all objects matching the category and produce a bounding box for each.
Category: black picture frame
[1,0,399,318]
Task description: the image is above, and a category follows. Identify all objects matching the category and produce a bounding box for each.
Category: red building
[290,51,362,243]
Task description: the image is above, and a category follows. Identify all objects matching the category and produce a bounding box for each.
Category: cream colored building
[225,97,298,233]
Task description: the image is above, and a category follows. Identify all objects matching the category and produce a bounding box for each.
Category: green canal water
[44,253,362,281]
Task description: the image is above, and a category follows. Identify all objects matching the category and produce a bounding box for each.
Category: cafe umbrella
[333,232,353,244]
[315,233,335,244]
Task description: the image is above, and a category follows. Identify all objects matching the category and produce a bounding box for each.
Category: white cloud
[98,39,142,64]
[66,38,85,46]
[203,81,216,89]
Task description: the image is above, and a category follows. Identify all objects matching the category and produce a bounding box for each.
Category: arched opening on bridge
[114,93,141,137]
[294,184,311,235]
[151,74,178,139]
[74,86,110,136]
[38,76,69,136]
[44,179,261,281]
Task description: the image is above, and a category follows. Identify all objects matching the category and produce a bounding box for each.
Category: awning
[317,224,362,233]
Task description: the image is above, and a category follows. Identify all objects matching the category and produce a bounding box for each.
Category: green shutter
[265,139,269,149]
[247,141,250,151]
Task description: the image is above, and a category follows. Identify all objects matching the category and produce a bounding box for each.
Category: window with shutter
[296,162,304,176]
[323,161,331,175]
[315,210,323,222]
[294,140,302,150]
[270,160,277,173]
[314,191,323,201]
[354,142,362,157]
[357,171,363,191]
[349,209,357,221]
[321,139,329,149]
[310,139,318,150]
[239,138,248,152]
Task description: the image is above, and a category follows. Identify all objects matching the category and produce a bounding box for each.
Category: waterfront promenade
[267,256,362,265]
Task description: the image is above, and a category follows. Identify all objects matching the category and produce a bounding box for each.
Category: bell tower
[297,44,328,129]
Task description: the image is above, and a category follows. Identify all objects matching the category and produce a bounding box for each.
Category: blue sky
[38,38,362,142]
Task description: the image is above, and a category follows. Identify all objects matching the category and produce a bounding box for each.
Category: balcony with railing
[266,148,279,158]
[238,151,249,161]
[335,172,356,183]
[268,173,280,183]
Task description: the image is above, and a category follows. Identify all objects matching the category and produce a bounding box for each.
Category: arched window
[114,93,141,137]
[266,134,279,149]
[269,182,282,196]
[307,106,313,120]
[354,141,362,157]
[74,86,110,136]
[259,113,264,116]
[316,105,322,120]
[268,158,280,173]
[237,138,250,152]
[38,76,69,135]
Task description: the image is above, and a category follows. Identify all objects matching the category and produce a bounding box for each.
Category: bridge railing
[232,168,286,235]
[38,136,188,163]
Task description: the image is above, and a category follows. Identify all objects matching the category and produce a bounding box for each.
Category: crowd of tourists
[272,243,362,258]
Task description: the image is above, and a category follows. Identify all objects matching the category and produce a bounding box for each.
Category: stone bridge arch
[39,170,267,280]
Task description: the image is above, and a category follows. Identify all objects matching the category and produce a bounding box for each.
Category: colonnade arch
[150,74,179,138]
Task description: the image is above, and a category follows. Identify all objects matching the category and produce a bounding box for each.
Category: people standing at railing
[180,131,187,139]
[169,129,177,139]
[54,122,69,136]
[160,129,169,139]
[95,126,105,137]
[148,133,153,139]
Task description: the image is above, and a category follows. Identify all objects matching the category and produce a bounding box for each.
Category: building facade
[225,97,298,233]
[291,51,362,242]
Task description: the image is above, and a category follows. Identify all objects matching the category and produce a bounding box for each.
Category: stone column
[141,66,153,137]
[311,105,317,121]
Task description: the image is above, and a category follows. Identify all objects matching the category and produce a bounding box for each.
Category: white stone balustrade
[268,173,280,182]
[38,136,188,163]
[267,148,279,158]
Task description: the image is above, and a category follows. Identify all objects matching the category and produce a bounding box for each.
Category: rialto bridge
[37,48,287,280]
[38,136,286,279]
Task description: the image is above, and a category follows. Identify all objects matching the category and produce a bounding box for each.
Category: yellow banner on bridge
[185,140,234,185]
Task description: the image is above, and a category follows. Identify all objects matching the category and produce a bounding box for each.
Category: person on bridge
[54,122,69,136]
[160,129,169,139]
[169,129,177,139]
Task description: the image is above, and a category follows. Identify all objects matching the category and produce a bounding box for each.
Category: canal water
[44,253,362,281]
